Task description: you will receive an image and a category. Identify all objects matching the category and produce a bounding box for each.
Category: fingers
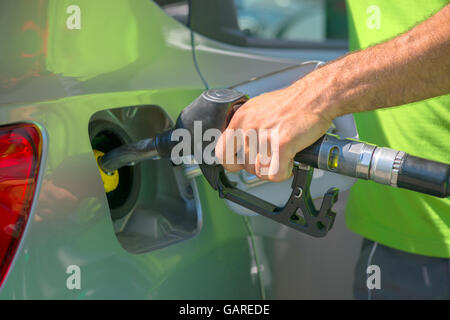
[215,128,259,174]
[214,94,296,182]
[255,149,293,182]
[254,128,291,181]
[215,126,293,182]
[215,128,244,172]
[254,130,272,178]
[268,153,294,182]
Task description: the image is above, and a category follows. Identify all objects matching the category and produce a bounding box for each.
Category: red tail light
[0,123,42,287]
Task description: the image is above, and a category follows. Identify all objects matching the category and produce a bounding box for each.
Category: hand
[215,71,335,182]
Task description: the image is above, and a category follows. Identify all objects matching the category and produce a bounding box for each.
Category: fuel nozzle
[98,137,159,175]
[96,88,450,198]
[93,88,449,238]
[94,149,119,193]
[96,89,248,190]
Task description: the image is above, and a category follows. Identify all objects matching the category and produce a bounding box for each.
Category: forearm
[293,4,450,120]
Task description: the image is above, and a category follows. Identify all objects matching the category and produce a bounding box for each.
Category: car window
[234,0,348,42]
[154,0,348,49]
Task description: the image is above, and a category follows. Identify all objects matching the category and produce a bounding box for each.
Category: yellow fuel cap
[93,149,119,193]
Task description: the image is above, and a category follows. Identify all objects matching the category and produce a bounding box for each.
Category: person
[215,1,450,299]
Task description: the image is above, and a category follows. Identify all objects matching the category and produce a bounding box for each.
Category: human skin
[215,4,450,182]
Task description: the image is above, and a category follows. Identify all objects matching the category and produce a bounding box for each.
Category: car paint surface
[0,0,306,299]
[0,0,349,299]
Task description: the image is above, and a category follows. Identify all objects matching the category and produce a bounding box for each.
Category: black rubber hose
[154,128,177,158]
[397,155,450,198]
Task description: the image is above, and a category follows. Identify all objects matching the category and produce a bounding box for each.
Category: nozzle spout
[98,137,159,174]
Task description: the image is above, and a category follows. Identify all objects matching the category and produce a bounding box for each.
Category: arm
[215,4,450,182]
[320,3,450,118]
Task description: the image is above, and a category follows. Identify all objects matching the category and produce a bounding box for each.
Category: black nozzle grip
[155,89,248,160]
[293,135,325,168]
[154,128,177,158]
[397,155,450,198]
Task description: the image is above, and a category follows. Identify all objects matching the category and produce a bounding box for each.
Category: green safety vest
[345,0,450,257]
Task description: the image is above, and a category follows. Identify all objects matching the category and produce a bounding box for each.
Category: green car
[0,0,358,299]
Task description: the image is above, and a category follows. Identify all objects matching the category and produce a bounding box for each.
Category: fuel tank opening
[93,149,119,193]
[88,105,201,254]
[89,120,141,221]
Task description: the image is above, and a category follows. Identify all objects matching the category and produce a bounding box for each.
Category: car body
[0,0,359,299]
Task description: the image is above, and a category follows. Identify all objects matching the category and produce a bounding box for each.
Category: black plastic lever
[199,162,338,237]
